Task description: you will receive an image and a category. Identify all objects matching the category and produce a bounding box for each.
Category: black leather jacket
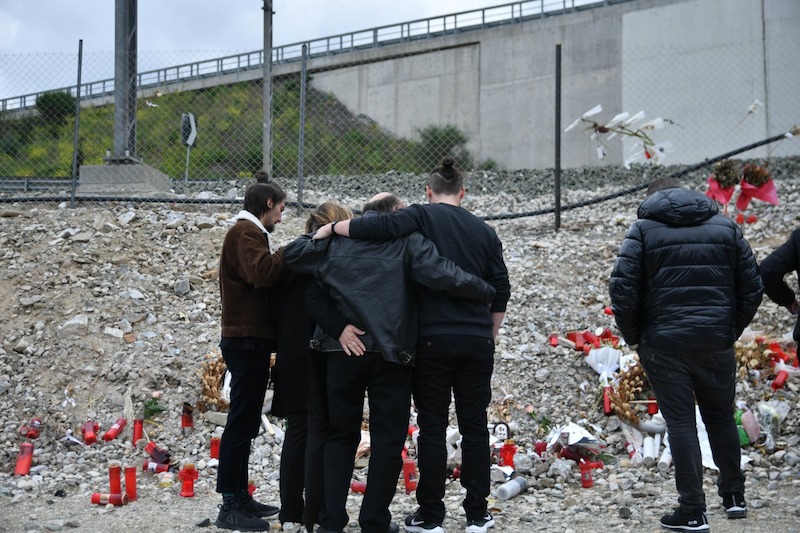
[284,215,496,366]
[609,188,763,351]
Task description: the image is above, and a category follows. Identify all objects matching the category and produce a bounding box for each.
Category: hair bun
[441,157,455,169]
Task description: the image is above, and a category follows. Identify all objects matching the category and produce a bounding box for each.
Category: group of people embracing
[214,158,511,533]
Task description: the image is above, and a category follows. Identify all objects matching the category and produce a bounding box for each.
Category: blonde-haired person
[305,201,355,234]
[271,201,354,533]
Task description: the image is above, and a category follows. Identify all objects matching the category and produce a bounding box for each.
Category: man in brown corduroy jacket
[215,182,286,532]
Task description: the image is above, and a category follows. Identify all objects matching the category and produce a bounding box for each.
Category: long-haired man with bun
[314,158,511,533]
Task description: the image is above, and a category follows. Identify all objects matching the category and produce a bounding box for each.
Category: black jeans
[639,345,745,513]
[216,338,274,494]
[413,335,494,523]
[319,351,412,533]
[279,411,307,524]
[303,350,329,531]
[278,351,329,531]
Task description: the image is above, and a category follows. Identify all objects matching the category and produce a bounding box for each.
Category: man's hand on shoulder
[312,222,334,241]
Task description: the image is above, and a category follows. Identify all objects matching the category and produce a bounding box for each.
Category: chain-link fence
[0,0,798,210]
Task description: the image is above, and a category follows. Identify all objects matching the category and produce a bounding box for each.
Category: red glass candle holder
[178,463,198,497]
[580,460,604,488]
[142,460,170,473]
[14,442,34,476]
[132,419,144,444]
[181,403,194,436]
[647,397,659,415]
[82,420,99,445]
[210,437,221,459]
[19,417,42,439]
[144,440,170,463]
[91,492,129,506]
[108,461,122,494]
[103,418,127,442]
[124,464,137,501]
[499,439,517,468]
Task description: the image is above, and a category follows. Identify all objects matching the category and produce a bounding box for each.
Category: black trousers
[413,335,494,524]
[279,411,307,524]
[216,340,273,494]
[279,351,329,531]
[319,351,412,533]
[639,345,745,514]
[303,350,329,531]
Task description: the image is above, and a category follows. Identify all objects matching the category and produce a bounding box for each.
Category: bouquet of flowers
[706,160,779,220]
[564,105,674,168]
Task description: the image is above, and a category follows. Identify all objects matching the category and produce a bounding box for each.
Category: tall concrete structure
[113,0,138,161]
[302,0,799,169]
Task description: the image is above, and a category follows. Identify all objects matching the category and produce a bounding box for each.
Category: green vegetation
[1,78,482,179]
[415,124,473,170]
[36,91,76,126]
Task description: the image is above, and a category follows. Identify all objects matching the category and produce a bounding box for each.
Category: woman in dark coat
[271,202,354,532]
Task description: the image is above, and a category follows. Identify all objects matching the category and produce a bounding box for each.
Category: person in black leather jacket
[759,228,800,343]
[283,193,495,533]
[609,177,763,532]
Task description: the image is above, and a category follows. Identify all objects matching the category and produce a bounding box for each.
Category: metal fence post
[554,43,562,232]
[263,1,273,175]
[297,45,308,211]
[70,40,84,208]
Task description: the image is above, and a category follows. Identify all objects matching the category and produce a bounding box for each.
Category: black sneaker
[660,508,709,532]
[239,493,280,518]
[215,502,271,531]
[387,523,400,533]
[466,511,495,533]
[403,512,444,533]
[723,493,747,519]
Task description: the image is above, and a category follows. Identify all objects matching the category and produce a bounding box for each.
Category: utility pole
[263,1,273,175]
[113,0,138,161]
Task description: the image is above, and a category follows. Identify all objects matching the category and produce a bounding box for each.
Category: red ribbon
[705,176,735,204]
[735,179,779,211]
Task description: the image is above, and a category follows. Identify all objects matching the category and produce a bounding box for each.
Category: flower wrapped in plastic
[706,160,740,205]
[735,163,779,211]
[564,105,673,165]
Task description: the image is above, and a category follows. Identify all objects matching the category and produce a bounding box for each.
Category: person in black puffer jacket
[609,177,763,532]
[759,228,800,342]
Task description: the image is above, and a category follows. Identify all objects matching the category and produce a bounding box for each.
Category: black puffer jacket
[759,228,800,342]
[283,213,496,366]
[609,188,763,351]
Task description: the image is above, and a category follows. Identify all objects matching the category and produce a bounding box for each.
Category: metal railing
[0,0,630,112]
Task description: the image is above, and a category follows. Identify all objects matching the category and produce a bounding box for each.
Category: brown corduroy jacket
[219,219,285,339]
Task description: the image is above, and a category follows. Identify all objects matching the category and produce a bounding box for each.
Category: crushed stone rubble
[0,159,799,532]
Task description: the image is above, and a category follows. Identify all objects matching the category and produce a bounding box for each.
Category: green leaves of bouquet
[143,391,167,420]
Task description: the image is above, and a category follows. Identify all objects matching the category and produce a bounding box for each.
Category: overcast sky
[0,1,598,97]
[1,0,500,55]
[1,0,515,96]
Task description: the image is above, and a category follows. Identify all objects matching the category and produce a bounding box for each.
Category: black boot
[215,501,271,531]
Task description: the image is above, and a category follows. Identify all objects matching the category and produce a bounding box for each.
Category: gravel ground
[1,158,799,533]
